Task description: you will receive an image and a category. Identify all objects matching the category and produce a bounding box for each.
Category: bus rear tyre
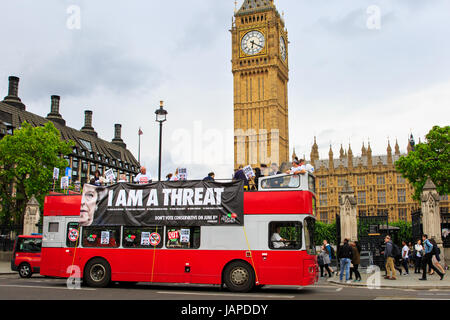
[223,261,255,293]
[18,263,32,278]
[84,258,111,288]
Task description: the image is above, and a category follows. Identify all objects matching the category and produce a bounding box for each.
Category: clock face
[280,36,287,61]
[241,30,265,55]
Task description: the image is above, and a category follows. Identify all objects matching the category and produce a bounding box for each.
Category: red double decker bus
[40,173,317,292]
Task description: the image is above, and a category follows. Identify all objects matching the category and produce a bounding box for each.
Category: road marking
[156,291,295,299]
[375,296,450,300]
[0,284,96,291]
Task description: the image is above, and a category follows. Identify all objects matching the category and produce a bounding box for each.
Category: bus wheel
[223,261,255,293]
[18,263,32,278]
[84,258,111,288]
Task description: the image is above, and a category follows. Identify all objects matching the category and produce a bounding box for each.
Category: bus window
[308,174,316,194]
[123,227,164,249]
[166,227,200,249]
[82,227,121,248]
[260,175,300,190]
[16,237,42,253]
[49,222,59,233]
[303,217,316,255]
[66,222,80,248]
[268,222,302,250]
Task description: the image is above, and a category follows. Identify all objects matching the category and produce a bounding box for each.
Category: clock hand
[251,40,263,48]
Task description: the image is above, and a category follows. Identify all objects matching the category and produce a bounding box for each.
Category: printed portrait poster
[85,180,245,227]
[243,165,255,180]
[180,229,190,243]
[141,232,151,246]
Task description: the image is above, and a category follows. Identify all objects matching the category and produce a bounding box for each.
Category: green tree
[395,125,449,201]
[0,121,73,225]
[314,221,337,245]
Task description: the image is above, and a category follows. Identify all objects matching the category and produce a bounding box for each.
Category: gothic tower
[231,0,289,168]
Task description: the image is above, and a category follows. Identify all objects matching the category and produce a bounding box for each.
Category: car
[11,235,42,278]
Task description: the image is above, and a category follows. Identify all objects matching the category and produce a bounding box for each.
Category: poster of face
[79,184,108,227]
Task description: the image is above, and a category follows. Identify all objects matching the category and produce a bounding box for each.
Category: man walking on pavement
[384,235,397,280]
[338,238,353,283]
[420,234,445,281]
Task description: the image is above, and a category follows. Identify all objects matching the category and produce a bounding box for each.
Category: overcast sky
[0,0,449,179]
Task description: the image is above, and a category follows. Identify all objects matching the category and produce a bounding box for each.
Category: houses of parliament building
[308,138,449,224]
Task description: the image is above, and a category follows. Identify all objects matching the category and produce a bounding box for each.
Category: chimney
[46,95,66,126]
[81,110,98,137]
[2,76,26,110]
[112,123,126,148]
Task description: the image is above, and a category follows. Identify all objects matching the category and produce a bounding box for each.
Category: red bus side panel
[44,195,81,217]
[244,191,313,215]
[41,247,317,286]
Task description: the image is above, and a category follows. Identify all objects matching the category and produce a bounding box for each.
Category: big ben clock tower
[231,0,289,169]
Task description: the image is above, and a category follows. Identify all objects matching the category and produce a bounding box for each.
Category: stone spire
[291,147,297,162]
[394,139,400,156]
[367,142,373,167]
[361,142,367,157]
[387,140,393,165]
[310,136,319,165]
[339,144,345,160]
[348,144,353,169]
[328,145,334,172]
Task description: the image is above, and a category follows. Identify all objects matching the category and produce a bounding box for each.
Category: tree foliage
[314,221,337,245]
[0,121,73,225]
[395,125,449,201]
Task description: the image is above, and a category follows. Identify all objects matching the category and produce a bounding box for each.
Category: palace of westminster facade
[308,138,449,223]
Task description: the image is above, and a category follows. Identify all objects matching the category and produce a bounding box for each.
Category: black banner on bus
[79,180,244,227]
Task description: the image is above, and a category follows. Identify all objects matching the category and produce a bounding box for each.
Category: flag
[138,128,143,136]
[409,134,415,151]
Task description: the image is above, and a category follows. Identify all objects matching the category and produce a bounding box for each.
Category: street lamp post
[155,101,168,181]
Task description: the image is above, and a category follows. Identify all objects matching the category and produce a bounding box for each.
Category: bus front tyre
[223,261,255,293]
[84,258,111,288]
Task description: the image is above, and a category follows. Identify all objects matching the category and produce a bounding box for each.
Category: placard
[180,229,190,243]
[100,231,110,245]
[243,165,255,180]
[86,181,245,227]
[53,167,60,180]
[105,169,115,183]
[60,176,69,189]
[178,168,187,181]
[141,232,151,246]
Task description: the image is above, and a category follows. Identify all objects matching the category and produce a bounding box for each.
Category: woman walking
[350,241,362,282]
[319,245,333,277]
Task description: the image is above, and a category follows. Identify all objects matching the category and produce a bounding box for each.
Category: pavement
[0,261,13,274]
[326,266,450,290]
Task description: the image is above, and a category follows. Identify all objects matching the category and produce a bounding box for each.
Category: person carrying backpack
[323,240,335,274]
[420,234,444,281]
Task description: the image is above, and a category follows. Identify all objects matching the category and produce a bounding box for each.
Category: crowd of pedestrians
[318,234,447,283]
